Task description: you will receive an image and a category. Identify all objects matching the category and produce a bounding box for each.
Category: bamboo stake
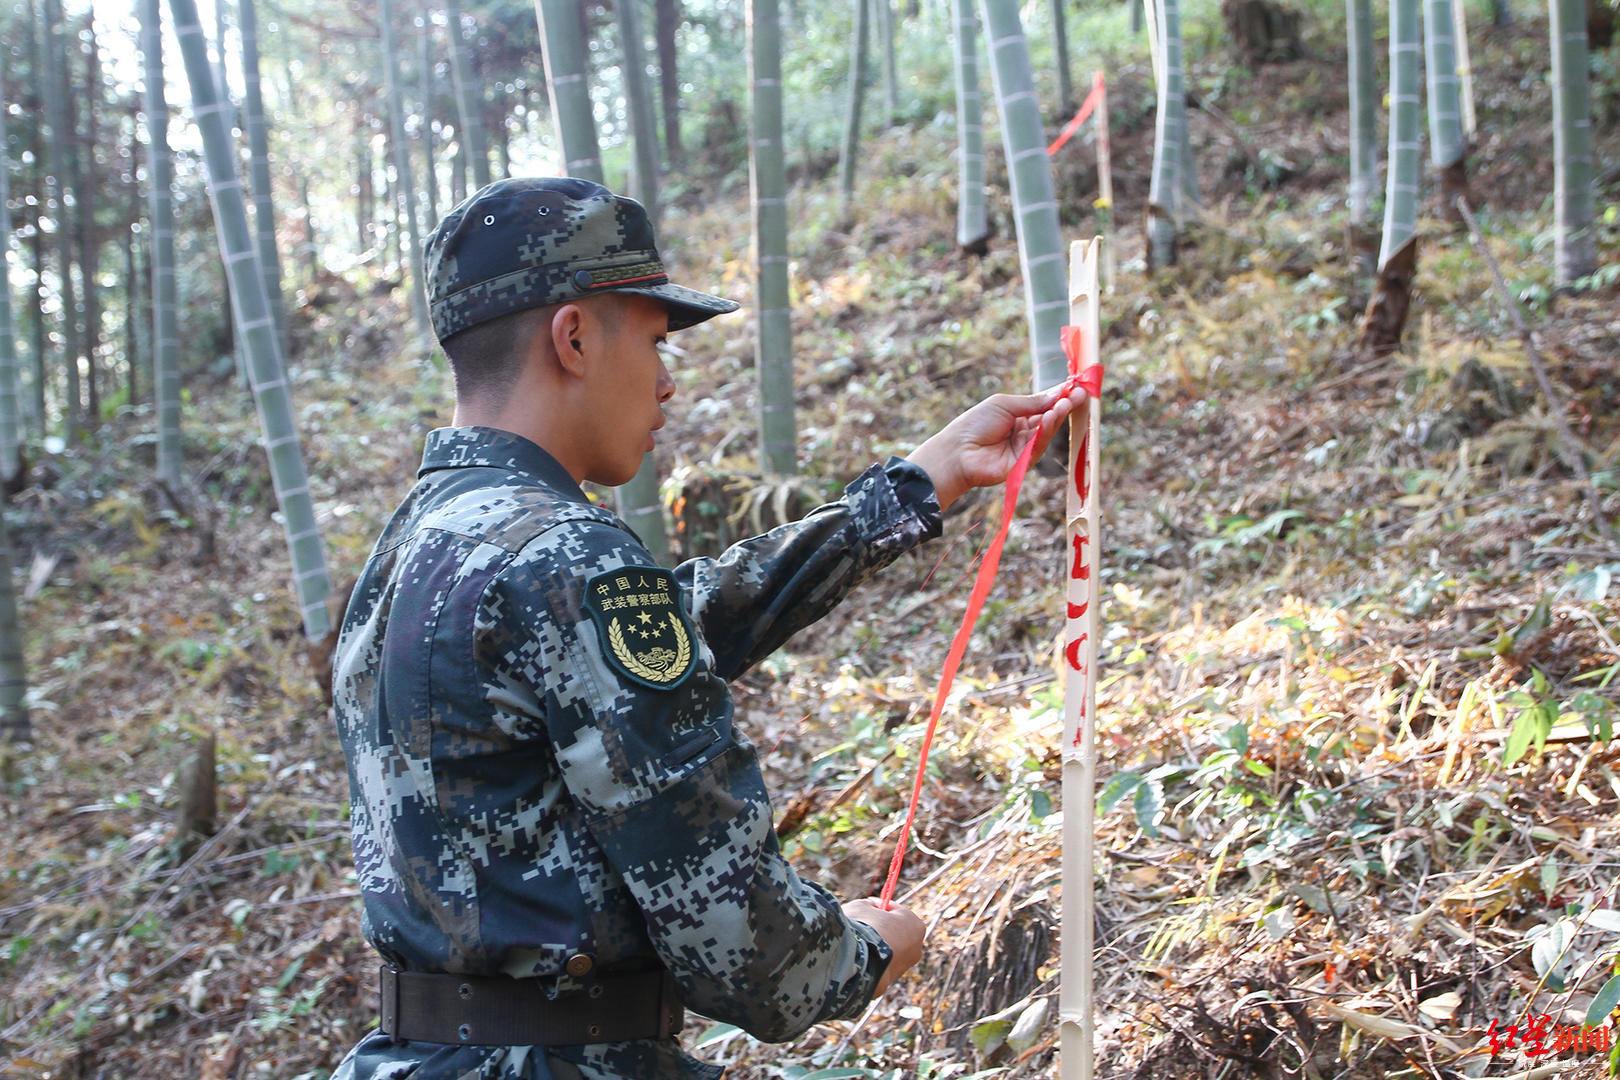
[1142,0,1163,92]
[1060,237,1101,1080]
[1092,73,1115,292]
[1450,0,1477,141]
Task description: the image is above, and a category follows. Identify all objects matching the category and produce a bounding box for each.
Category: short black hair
[439,305,554,404]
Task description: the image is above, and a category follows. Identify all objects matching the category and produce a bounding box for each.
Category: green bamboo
[750,0,796,476]
[1049,0,1074,110]
[240,0,288,357]
[143,0,182,487]
[1378,0,1421,270]
[77,13,102,426]
[447,0,492,190]
[534,0,670,565]
[1549,0,1595,284]
[655,0,683,168]
[0,50,22,484]
[1422,0,1466,170]
[617,0,660,223]
[0,502,28,744]
[1346,0,1377,264]
[875,0,899,125]
[125,206,142,409]
[380,0,434,347]
[418,4,440,228]
[1145,0,1186,268]
[22,6,44,437]
[838,0,870,208]
[168,0,333,640]
[953,0,988,251]
[535,0,604,179]
[979,0,1067,389]
[41,0,81,440]
[269,0,319,286]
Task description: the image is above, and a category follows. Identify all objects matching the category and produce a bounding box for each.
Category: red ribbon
[1046,71,1108,158]
[879,341,1102,909]
[1061,325,1104,392]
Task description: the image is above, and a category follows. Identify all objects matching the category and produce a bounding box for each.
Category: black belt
[378,965,685,1046]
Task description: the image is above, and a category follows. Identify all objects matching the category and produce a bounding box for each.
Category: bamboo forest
[0,0,1618,1074]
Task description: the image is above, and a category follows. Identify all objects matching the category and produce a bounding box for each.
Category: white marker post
[1060,237,1101,1080]
[1094,76,1116,293]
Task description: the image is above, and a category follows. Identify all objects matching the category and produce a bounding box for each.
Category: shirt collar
[418,426,589,502]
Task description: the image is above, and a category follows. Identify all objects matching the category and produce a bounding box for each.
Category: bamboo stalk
[1379,0,1422,268]
[0,45,20,484]
[979,0,1068,389]
[169,0,334,640]
[749,0,796,476]
[1060,237,1101,1080]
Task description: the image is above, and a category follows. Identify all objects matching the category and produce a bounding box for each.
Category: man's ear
[550,303,588,377]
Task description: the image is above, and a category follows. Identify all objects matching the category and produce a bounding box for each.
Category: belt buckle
[660,971,685,1038]
[379,966,401,1039]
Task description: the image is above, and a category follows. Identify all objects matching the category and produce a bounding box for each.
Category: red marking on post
[1067,599,1089,619]
[1066,634,1089,671]
[1075,429,1091,501]
[1070,533,1091,580]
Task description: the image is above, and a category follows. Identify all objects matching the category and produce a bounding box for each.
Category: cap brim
[613,282,741,331]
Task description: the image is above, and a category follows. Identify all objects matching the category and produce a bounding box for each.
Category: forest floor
[4,17,1620,1080]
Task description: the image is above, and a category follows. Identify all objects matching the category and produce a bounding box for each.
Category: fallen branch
[1316,999,1467,1057]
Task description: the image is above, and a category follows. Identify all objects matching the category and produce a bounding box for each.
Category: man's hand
[906,381,1090,512]
[843,897,926,997]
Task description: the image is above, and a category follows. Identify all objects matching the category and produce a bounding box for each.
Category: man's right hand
[842,897,926,997]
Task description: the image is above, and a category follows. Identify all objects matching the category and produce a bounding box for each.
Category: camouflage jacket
[330,426,942,1079]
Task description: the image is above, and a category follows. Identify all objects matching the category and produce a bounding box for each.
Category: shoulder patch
[584,566,697,690]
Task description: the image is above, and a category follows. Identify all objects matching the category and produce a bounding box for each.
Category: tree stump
[1356,236,1419,357]
[1347,221,1379,283]
[1589,0,1614,49]
[1438,158,1472,226]
[174,730,218,843]
[1145,201,1177,271]
[1222,0,1304,64]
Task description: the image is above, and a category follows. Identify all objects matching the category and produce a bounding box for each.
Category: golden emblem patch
[584,567,696,690]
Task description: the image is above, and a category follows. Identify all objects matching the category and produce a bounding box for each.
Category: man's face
[583,294,676,487]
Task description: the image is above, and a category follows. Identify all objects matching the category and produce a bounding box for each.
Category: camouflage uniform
[330,425,942,1079]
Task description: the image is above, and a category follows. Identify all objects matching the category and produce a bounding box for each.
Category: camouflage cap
[423,176,740,342]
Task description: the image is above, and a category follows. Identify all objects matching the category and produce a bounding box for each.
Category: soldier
[330,177,1087,1080]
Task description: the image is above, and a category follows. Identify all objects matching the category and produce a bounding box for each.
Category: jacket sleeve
[671,457,942,681]
[492,519,894,1042]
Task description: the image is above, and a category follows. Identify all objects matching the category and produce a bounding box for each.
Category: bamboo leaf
[1133,778,1164,838]
[694,1023,740,1047]
[1586,974,1620,1027]
[1097,771,1143,815]
[1505,696,1557,766]
[1510,597,1552,652]
[1583,909,1620,933]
